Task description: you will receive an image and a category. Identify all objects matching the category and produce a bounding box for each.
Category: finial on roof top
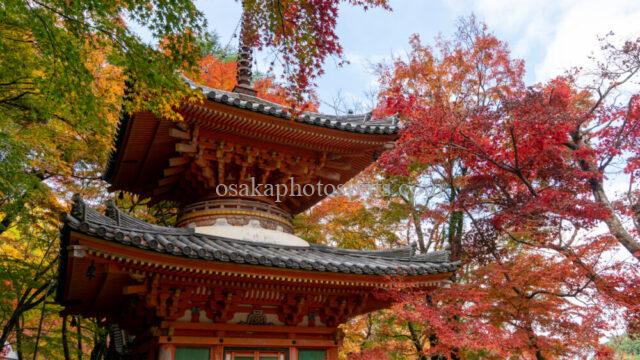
[232,7,257,97]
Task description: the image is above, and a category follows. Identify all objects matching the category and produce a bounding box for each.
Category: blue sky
[139,0,640,113]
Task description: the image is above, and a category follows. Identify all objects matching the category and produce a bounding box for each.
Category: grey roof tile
[62,196,459,276]
[182,76,399,135]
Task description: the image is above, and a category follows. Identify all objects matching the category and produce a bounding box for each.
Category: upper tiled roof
[182,76,399,135]
[62,195,458,277]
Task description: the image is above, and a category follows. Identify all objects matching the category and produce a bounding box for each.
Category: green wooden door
[298,349,326,360]
[175,347,210,360]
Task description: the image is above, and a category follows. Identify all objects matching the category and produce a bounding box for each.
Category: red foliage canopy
[194,54,319,111]
[368,19,640,359]
[242,0,390,100]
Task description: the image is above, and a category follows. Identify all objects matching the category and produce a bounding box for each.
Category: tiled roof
[182,76,399,135]
[103,78,398,183]
[62,195,458,277]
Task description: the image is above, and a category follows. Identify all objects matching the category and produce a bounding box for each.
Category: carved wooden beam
[278,294,308,326]
[123,284,146,295]
[207,290,236,323]
[169,156,190,167]
[163,166,186,177]
[195,149,216,188]
[176,143,197,153]
[168,128,190,140]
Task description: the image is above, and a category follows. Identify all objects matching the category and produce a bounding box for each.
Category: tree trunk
[62,315,71,360]
[589,176,640,259]
[411,210,427,253]
[448,210,464,261]
[32,283,52,360]
[359,314,373,353]
[525,325,546,360]
[407,322,427,360]
[89,322,107,360]
[76,317,83,360]
[76,316,82,360]
[575,147,640,260]
[0,283,50,351]
[418,187,463,360]
[446,183,464,261]
[0,212,15,236]
[15,316,23,360]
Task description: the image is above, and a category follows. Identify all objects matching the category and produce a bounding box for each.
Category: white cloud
[186,0,640,111]
[533,0,640,81]
[446,0,640,82]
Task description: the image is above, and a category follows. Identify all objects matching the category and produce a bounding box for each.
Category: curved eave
[183,76,399,135]
[61,211,459,277]
[103,111,131,182]
[104,81,399,182]
[200,90,398,135]
[182,100,398,150]
[56,198,459,309]
[60,197,459,277]
[63,231,455,289]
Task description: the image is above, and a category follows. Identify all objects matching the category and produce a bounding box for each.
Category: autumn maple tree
[377,20,640,261]
[240,0,390,100]
[322,18,640,359]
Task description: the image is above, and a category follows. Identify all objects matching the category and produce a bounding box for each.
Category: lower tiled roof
[62,195,458,276]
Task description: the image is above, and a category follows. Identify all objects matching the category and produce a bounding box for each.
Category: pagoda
[56,19,458,360]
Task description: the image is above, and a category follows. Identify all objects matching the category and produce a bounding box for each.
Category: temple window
[298,349,327,360]
[175,347,210,360]
[224,349,286,360]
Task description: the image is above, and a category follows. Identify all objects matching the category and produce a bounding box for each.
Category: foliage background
[1,0,640,358]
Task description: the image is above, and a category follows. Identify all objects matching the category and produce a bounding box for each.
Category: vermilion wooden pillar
[158,344,175,360]
[289,346,298,360]
[211,345,224,360]
[327,347,339,360]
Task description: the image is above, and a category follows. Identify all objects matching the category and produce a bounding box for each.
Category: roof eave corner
[102,110,131,182]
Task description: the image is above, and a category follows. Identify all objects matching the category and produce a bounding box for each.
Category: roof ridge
[410,250,452,264]
[62,196,459,276]
[308,243,417,260]
[104,200,195,235]
[182,75,399,134]
[67,195,193,235]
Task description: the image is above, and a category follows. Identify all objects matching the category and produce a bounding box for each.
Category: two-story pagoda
[56,24,458,360]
